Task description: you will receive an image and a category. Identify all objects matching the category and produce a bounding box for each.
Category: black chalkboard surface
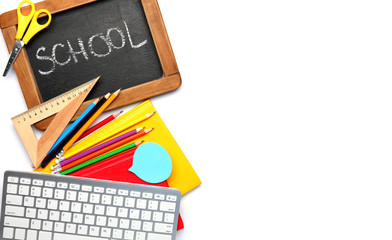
[25,0,163,101]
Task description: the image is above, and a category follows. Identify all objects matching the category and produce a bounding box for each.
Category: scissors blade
[3,39,25,77]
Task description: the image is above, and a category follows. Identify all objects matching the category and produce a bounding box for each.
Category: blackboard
[0,0,181,130]
[25,0,163,101]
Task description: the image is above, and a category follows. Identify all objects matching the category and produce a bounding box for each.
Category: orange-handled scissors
[3,0,51,77]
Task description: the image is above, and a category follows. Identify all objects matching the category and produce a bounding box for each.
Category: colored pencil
[40,95,109,168]
[48,99,99,153]
[53,128,152,172]
[61,89,120,154]
[63,112,155,159]
[59,141,143,175]
[76,111,122,141]
[52,126,147,168]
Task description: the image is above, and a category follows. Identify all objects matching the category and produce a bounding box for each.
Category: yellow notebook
[36,100,201,195]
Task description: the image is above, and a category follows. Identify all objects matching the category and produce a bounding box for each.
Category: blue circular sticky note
[129,142,173,183]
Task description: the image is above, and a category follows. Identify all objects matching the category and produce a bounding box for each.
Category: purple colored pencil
[55,127,143,167]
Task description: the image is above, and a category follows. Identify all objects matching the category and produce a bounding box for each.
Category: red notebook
[69,148,184,230]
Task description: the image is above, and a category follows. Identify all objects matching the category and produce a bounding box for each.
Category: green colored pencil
[60,141,143,175]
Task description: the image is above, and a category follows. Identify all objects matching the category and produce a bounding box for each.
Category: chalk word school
[36,21,147,76]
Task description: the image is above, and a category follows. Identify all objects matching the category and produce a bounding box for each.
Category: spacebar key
[54,233,108,240]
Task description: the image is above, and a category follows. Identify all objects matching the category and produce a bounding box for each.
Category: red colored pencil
[76,111,122,141]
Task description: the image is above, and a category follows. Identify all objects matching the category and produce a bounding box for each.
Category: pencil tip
[114,89,121,95]
[147,112,155,118]
[104,92,111,98]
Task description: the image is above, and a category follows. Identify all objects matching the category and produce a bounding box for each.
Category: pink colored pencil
[76,111,122,141]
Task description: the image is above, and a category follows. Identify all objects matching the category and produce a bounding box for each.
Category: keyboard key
[69,184,80,190]
[118,207,128,218]
[136,199,147,209]
[95,205,105,215]
[106,206,117,216]
[89,226,100,236]
[164,213,175,223]
[102,195,112,205]
[85,215,95,225]
[136,231,146,240]
[90,193,100,203]
[154,223,173,234]
[130,191,141,197]
[78,192,89,202]
[6,195,22,205]
[77,225,88,235]
[141,210,152,220]
[53,232,109,240]
[30,219,41,230]
[43,188,53,198]
[47,199,58,209]
[24,196,35,207]
[119,219,130,229]
[143,221,153,231]
[4,216,29,228]
[54,189,65,199]
[142,192,153,199]
[147,233,172,240]
[8,176,19,183]
[36,198,46,208]
[30,186,41,197]
[65,223,76,233]
[21,178,31,185]
[106,188,117,194]
[18,185,29,195]
[108,217,118,227]
[113,229,123,239]
[154,194,164,200]
[59,201,70,211]
[96,216,107,226]
[54,222,65,232]
[32,179,43,186]
[38,231,52,240]
[167,195,177,201]
[5,205,25,217]
[44,181,55,187]
[73,213,83,223]
[83,203,93,214]
[7,184,18,194]
[61,212,72,222]
[152,212,163,222]
[66,190,77,201]
[37,209,48,219]
[42,221,53,231]
[113,196,124,206]
[101,228,111,238]
[160,201,176,212]
[129,209,140,219]
[131,220,141,230]
[94,186,104,193]
[49,211,60,221]
[57,182,68,189]
[125,197,135,207]
[124,230,134,240]
[26,229,38,240]
[118,189,128,196]
[148,200,158,210]
[81,185,92,192]
[71,202,82,212]
[26,208,36,218]
[2,227,13,239]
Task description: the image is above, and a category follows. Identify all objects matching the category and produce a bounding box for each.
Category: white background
[1,0,392,239]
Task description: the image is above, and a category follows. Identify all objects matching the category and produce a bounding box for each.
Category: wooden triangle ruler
[11,77,99,168]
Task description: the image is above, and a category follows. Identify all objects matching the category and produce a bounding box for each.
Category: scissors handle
[22,9,51,44]
[15,0,36,40]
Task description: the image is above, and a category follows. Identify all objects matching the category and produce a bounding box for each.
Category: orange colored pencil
[62,89,120,152]
[57,128,153,172]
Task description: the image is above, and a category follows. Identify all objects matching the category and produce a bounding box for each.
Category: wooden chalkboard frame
[0,0,181,130]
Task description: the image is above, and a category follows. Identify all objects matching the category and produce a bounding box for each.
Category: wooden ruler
[12,77,99,168]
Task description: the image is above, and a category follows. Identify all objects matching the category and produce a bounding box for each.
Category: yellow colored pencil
[64,111,155,159]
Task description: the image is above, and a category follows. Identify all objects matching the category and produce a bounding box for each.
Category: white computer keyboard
[0,171,181,240]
